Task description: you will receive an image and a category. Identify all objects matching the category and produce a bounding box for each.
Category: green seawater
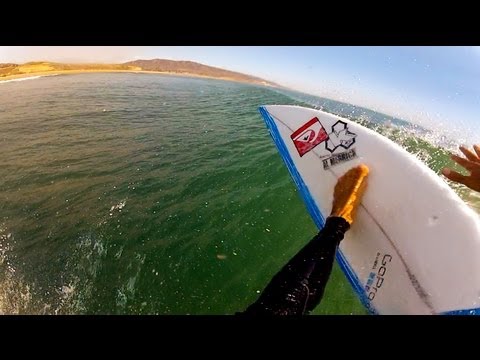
[0,73,476,314]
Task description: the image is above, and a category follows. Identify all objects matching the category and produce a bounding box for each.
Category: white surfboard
[259,105,480,315]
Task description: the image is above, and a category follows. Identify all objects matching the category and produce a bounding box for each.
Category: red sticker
[291,117,328,157]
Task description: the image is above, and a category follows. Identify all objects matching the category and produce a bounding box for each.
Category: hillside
[0,60,277,87]
[124,59,276,86]
[0,62,140,78]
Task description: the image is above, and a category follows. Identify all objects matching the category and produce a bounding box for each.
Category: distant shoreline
[0,69,277,87]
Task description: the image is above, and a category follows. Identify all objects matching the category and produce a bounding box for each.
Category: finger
[474,144,480,159]
[442,168,469,184]
[459,146,480,163]
[451,154,479,171]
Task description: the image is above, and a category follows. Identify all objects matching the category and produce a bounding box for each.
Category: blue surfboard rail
[440,308,480,315]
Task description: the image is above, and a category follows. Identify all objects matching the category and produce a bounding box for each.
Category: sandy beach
[0,69,273,86]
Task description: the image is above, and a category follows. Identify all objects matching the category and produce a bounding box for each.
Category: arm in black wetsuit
[240,216,350,316]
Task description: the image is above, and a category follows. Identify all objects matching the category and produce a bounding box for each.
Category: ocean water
[0,73,477,315]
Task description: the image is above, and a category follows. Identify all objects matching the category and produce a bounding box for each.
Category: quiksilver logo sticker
[290,117,329,157]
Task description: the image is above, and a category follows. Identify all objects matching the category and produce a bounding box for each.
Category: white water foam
[0,74,58,85]
[0,225,32,314]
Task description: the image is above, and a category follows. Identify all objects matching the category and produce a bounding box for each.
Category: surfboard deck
[259,105,480,315]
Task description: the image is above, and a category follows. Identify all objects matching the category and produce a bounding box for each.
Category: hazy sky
[2,46,480,141]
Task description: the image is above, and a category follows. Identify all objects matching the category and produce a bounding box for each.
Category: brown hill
[0,61,140,78]
[0,60,278,88]
[124,59,277,86]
